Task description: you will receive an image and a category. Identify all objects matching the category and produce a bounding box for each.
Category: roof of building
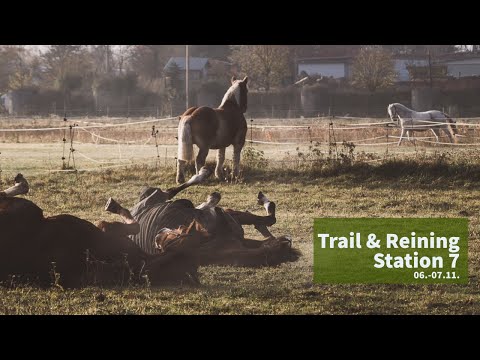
[297,56,352,64]
[164,57,210,71]
[436,52,480,63]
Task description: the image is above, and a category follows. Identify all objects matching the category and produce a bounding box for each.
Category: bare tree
[0,45,40,92]
[128,45,183,82]
[351,47,397,92]
[40,45,93,109]
[230,45,292,91]
[40,45,88,87]
[89,45,114,75]
[113,45,134,75]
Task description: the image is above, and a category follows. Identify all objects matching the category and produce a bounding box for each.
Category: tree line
[0,45,474,114]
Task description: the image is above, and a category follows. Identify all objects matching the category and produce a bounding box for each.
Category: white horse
[387,103,458,146]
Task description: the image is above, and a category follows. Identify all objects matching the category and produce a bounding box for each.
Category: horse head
[387,103,399,123]
[220,76,249,113]
[154,219,211,253]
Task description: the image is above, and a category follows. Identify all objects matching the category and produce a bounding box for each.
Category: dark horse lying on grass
[0,170,299,288]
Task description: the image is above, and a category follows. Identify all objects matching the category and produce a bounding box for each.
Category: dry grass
[1,117,480,314]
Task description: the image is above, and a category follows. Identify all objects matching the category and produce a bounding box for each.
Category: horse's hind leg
[224,209,276,228]
[1,174,29,197]
[215,148,225,180]
[232,144,243,179]
[225,191,276,227]
[224,191,276,240]
[195,147,209,175]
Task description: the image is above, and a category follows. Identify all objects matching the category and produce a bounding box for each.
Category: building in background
[437,53,480,78]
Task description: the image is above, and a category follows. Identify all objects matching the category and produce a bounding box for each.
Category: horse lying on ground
[103,167,297,270]
[387,103,458,145]
[0,170,299,288]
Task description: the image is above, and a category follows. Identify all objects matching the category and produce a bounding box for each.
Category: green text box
[313,218,468,284]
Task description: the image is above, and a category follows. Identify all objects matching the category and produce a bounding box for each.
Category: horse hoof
[280,235,292,247]
[14,173,25,183]
[105,197,121,213]
[200,168,212,179]
[257,191,265,205]
[207,192,221,206]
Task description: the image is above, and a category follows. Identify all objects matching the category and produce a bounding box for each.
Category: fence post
[386,125,389,156]
[250,118,254,146]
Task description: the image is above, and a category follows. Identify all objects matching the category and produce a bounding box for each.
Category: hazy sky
[25,45,49,53]
[22,45,474,54]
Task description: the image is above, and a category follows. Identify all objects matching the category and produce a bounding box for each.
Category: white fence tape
[0,117,177,132]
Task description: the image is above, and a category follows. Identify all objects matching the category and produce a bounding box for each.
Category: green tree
[351,46,397,92]
[230,45,292,91]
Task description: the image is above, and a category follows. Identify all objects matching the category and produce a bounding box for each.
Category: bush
[242,147,268,169]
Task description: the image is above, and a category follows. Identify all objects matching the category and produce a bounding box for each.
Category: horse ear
[195,220,208,233]
[231,76,237,84]
[195,221,210,238]
[187,219,210,237]
[243,76,248,84]
[186,220,196,234]
[177,224,188,233]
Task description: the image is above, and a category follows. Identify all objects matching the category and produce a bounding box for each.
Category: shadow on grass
[239,158,480,190]
[28,157,480,192]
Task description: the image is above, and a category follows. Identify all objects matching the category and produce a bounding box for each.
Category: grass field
[1,117,480,315]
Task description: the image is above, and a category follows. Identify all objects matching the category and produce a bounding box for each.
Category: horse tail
[177,117,194,161]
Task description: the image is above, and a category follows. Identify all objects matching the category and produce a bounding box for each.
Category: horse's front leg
[398,128,405,146]
[99,198,140,237]
[215,148,226,180]
[443,127,454,143]
[232,144,243,179]
[431,128,440,144]
[195,147,209,174]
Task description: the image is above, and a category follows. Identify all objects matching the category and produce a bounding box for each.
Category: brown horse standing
[176,76,248,184]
